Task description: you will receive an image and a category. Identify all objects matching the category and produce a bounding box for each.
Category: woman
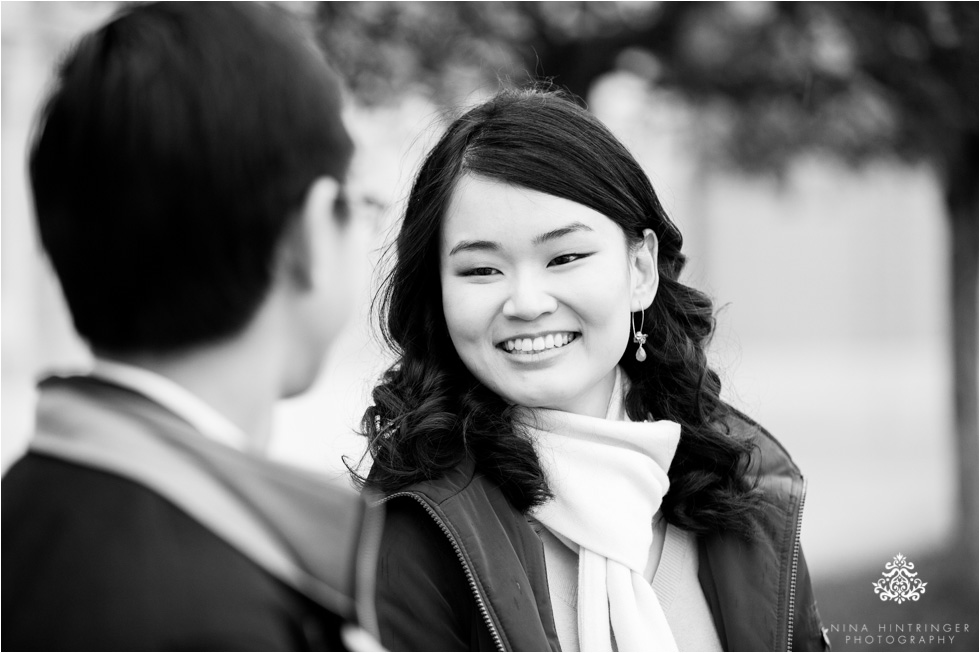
[357,89,828,652]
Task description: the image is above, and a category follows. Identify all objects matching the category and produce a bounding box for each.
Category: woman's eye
[460,267,500,277]
[549,252,593,267]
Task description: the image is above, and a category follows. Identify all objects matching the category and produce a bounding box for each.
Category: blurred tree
[315,1,978,546]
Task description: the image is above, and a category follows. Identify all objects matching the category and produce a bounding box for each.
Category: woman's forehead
[441,175,620,248]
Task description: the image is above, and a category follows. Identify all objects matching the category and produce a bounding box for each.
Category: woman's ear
[630,228,659,312]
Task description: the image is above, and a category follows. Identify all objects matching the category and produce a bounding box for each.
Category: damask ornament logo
[872,553,927,604]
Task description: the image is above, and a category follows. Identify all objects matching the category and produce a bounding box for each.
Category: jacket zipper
[786,477,808,651]
[378,492,506,652]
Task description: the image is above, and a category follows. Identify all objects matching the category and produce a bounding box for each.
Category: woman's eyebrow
[532,221,593,245]
[448,222,594,257]
[448,239,500,257]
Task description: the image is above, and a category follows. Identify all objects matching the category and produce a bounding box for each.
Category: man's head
[30,2,355,393]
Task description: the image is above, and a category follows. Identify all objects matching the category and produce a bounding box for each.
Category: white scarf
[526,368,681,652]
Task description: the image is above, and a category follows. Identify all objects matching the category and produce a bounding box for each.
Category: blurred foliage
[315,1,977,200]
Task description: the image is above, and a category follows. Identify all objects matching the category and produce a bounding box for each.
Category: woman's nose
[501,274,559,320]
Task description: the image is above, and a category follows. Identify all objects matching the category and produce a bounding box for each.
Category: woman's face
[439,174,658,418]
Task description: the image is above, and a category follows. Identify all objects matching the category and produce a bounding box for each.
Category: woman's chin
[488,366,619,418]
[498,387,575,412]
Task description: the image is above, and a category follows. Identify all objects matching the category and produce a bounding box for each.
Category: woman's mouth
[499,332,579,355]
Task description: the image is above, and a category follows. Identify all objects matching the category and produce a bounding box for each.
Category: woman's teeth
[503,333,577,353]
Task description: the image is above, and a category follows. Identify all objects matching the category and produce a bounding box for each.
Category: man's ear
[630,228,659,312]
[277,177,341,291]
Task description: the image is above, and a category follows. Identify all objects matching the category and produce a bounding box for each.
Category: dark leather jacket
[374,412,829,651]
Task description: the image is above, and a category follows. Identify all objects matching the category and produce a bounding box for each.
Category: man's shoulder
[2,452,342,649]
[29,374,371,618]
[3,451,259,568]
[1,452,270,596]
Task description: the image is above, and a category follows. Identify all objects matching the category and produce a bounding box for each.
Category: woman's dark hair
[357,88,760,536]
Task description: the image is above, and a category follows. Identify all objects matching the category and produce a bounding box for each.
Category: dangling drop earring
[632,310,648,362]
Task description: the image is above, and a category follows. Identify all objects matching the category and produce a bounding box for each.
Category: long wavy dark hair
[356,89,761,537]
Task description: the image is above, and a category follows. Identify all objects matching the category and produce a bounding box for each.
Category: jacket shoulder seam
[727,406,803,479]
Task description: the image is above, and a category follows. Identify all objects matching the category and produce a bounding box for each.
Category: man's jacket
[2,376,381,651]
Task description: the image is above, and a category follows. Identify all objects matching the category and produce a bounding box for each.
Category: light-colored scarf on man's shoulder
[524,367,681,652]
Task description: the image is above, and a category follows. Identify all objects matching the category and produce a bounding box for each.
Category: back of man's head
[30,2,353,355]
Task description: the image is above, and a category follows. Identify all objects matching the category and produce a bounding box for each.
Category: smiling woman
[356,89,829,652]
[441,176,659,419]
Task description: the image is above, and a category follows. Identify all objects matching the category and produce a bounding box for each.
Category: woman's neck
[546,366,620,419]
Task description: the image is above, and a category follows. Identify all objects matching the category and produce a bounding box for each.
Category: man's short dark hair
[29,2,354,354]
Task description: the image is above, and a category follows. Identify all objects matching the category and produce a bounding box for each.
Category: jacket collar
[392,459,561,652]
[90,358,247,451]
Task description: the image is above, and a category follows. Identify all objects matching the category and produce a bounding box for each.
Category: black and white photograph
[2,2,977,651]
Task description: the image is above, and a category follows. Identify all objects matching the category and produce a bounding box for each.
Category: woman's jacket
[373,412,830,652]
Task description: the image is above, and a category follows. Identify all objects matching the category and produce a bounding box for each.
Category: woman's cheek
[564,261,631,323]
[443,279,494,343]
